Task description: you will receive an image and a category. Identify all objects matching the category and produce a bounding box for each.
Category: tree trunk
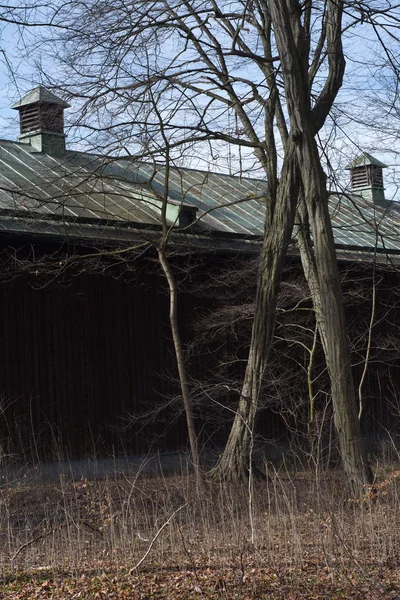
[210,144,300,482]
[296,193,372,496]
[157,245,203,491]
[269,0,372,496]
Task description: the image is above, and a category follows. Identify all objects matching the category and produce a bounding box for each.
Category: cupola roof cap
[11,86,70,110]
[346,152,387,170]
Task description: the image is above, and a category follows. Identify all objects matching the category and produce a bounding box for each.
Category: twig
[80,520,103,535]
[11,517,104,561]
[11,526,62,561]
[177,524,201,583]
[129,503,188,573]
[358,243,377,420]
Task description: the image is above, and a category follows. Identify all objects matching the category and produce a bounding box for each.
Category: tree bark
[210,143,300,482]
[269,0,372,496]
[296,200,373,496]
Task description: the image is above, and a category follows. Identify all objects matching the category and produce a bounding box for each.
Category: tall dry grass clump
[0,455,399,593]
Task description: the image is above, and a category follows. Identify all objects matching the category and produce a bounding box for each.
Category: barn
[0,86,399,462]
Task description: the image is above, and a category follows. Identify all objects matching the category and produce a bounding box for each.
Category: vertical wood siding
[0,261,398,460]
[0,270,185,459]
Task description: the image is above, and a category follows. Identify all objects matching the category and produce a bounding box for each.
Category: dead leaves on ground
[1,558,399,599]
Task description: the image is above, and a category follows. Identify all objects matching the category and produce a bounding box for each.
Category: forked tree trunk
[270,0,372,496]
[210,145,300,482]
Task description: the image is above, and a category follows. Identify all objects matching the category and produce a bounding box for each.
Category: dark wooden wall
[0,268,192,459]
[0,249,399,462]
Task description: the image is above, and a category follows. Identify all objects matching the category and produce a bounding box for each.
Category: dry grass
[0,461,399,599]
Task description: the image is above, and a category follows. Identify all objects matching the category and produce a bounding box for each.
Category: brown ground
[0,468,399,599]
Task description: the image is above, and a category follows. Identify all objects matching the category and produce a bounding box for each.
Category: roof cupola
[346,152,387,204]
[11,86,70,156]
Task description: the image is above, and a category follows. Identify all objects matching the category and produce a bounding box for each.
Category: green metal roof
[0,138,399,261]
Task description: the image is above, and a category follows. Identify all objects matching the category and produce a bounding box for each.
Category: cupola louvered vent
[346,152,387,204]
[19,103,64,135]
[11,87,70,156]
[351,164,384,189]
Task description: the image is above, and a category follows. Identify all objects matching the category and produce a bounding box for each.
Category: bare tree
[266,0,373,493]
[6,0,400,492]
[33,0,302,483]
[146,91,204,489]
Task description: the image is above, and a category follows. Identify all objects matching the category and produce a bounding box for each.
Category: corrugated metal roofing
[0,138,399,259]
[328,193,400,253]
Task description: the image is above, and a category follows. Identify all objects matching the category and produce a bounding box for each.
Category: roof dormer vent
[11,86,70,156]
[178,205,198,228]
[346,152,387,204]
